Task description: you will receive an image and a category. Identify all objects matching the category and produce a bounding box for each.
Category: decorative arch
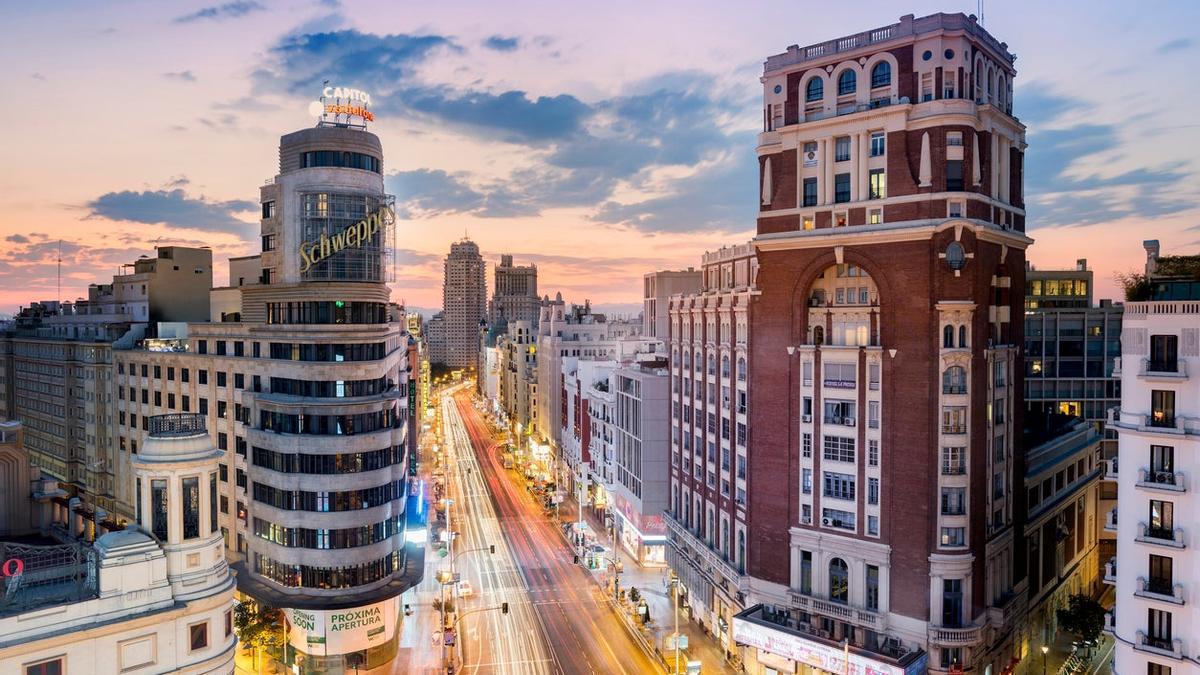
[802,71,827,103]
[997,74,1007,111]
[959,324,969,348]
[864,51,900,98]
[943,365,967,394]
[943,324,955,348]
[787,249,895,349]
[831,61,861,99]
[987,66,996,103]
[973,54,987,101]
[736,355,747,382]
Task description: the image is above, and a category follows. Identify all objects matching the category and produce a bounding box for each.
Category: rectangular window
[834,211,847,227]
[24,659,63,675]
[1150,335,1179,372]
[941,487,966,515]
[800,550,812,594]
[942,447,966,475]
[1149,554,1173,593]
[835,136,851,162]
[822,435,855,463]
[189,621,209,652]
[868,208,882,225]
[868,477,880,505]
[802,468,812,494]
[1147,608,1173,645]
[834,173,851,203]
[1151,390,1176,427]
[942,407,967,434]
[868,169,886,199]
[824,399,855,425]
[822,472,856,500]
[803,215,815,230]
[870,131,885,157]
[823,362,856,389]
[822,508,855,530]
[1151,445,1175,475]
[261,200,276,219]
[216,371,227,387]
[1149,500,1174,538]
[802,433,812,458]
[199,370,208,385]
[946,131,963,147]
[946,160,964,191]
[868,439,879,467]
[866,565,880,610]
[948,200,964,218]
[867,515,879,536]
[803,178,818,207]
[940,526,965,547]
[942,578,964,627]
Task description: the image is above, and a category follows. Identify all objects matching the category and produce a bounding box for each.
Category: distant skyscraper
[489,254,539,330]
[441,238,486,368]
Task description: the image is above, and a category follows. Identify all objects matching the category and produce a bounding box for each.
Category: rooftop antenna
[57,239,62,314]
[977,0,985,25]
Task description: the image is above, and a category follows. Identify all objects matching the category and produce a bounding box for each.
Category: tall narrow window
[870,131,886,157]
[152,479,169,541]
[870,62,891,89]
[806,78,823,103]
[1150,335,1178,372]
[829,558,849,603]
[837,70,856,96]
[803,178,819,207]
[182,477,200,540]
[835,173,851,203]
[800,550,813,594]
[942,579,964,627]
[868,169,886,199]
[1151,390,1176,428]
[209,473,219,533]
[835,136,851,162]
[866,565,880,610]
[946,160,964,191]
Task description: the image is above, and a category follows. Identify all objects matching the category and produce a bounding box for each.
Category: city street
[451,389,664,675]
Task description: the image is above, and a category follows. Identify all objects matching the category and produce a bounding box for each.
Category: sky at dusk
[2,0,1198,316]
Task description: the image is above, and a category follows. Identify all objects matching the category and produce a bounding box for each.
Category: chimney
[1143,240,1161,276]
[1075,258,1087,271]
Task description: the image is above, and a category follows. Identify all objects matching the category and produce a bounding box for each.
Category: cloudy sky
[1,0,1198,315]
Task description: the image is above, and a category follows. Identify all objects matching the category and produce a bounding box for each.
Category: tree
[1056,594,1106,645]
[234,602,285,669]
[1116,271,1153,301]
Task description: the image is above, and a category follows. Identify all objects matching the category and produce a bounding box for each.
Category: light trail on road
[452,391,663,675]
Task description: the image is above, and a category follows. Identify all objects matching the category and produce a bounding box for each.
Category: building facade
[644,268,703,339]
[611,357,672,566]
[1110,294,1199,675]
[440,239,486,369]
[0,418,238,674]
[665,241,756,657]
[730,13,1032,675]
[113,124,424,674]
[490,254,539,330]
[497,320,539,443]
[0,246,213,523]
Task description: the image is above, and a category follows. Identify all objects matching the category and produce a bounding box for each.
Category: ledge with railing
[928,623,985,647]
[787,589,886,632]
[1139,357,1188,379]
[1135,522,1185,548]
[1134,576,1185,605]
[1104,508,1118,532]
[1103,559,1116,585]
[1133,631,1184,660]
[1136,468,1187,493]
[1103,457,1118,481]
[148,412,207,437]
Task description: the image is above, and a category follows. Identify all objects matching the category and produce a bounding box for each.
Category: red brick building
[707,13,1031,675]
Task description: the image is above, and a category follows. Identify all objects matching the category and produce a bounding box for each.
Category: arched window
[943,366,967,394]
[721,520,729,557]
[813,325,825,346]
[707,353,716,375]
[959,325,968,348]
[737,357,747,382]
[829,558,849,603]
[682,350,691,369]
[838,69,857,96]
[706,510,715,546]
[737,530,746,574]
[987,70,995,102]
[721,355,731,378]
[870,62,891,89]
[806,77,824,102]
[974,68,982,99]
[943,325,955,349]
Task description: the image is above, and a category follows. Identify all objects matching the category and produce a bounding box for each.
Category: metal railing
[0,541,97,614]
[149,412,207,436]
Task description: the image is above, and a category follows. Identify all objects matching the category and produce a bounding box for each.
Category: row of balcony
[1135,522,1186,549]
[1104,558,1116,585]
[1134,576,1185,605]
[1136,468,1187,493]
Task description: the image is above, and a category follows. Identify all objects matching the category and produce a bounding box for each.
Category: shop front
[611,494,666,567]
[282,596,403,674]
[733,605,927,675]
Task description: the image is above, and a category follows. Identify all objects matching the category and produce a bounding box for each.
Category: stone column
[821,138,833,205]
[850,134,861,201]
[858,131,870,199]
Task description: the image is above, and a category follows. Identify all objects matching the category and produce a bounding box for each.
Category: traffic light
[489,544,496,554]
[501,602,509,614]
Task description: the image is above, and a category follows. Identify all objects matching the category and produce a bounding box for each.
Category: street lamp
[1041,643,1050,675]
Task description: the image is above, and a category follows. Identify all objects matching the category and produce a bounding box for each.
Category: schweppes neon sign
[298,206,392,274]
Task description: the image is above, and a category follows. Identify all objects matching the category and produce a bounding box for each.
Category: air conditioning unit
[801,515,812,525]
[821,517,831,526]
[802,414,812,423]
[845,416,856,427]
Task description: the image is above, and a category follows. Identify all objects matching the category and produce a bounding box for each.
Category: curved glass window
[252,479,407,512]
[806,78,824,102]
[269,376,392,398]
[870,62,891,89]
[254,551,400,589]
[266,301,388,325]
[253,515,403,549]
[269,342,388,362]
[259,407,399,435]
[837,70,857,96]
[298,191,391,282]
[252,445,406,474]
[301,150,380,173]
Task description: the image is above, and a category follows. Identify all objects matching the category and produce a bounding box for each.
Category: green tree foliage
[234,603,285,667]
[1056,594,1106,644]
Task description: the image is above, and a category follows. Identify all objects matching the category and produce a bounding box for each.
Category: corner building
[115,124,422,674]
[732,13,1032,675]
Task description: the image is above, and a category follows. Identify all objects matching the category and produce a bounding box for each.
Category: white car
[456,580,474,598]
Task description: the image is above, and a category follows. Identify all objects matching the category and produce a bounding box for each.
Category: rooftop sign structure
[309,84,375,128]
